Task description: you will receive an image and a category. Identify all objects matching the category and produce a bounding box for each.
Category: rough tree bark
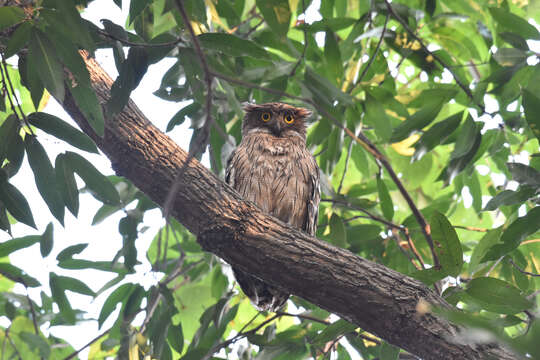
[53,54,519,360]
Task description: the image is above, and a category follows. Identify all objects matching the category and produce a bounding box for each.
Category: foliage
[0,0,539,359]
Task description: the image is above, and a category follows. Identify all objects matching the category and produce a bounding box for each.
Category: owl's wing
[303,157,320,236]
[225,149,236,187]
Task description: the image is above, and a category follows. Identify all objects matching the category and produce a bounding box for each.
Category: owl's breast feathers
[226,132,320,235]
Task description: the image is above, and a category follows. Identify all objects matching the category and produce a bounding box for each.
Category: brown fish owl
[225,102,320,311]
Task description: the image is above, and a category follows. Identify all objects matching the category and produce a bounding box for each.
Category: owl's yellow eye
[284,114,294,124]
[261,112,271,122]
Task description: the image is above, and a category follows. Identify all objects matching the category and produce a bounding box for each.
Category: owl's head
[242,102,312,139]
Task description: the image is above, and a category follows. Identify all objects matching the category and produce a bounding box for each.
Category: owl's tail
[232,267,289,312]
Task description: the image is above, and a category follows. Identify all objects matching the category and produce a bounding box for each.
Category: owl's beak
[271,121,282,137]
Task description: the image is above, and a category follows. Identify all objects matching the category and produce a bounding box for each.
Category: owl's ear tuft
[242,103,263,113]
[294,107,312,119]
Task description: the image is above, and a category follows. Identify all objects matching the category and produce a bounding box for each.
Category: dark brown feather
[226,102,320,312]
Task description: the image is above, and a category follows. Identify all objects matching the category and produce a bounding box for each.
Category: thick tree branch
[55,55,518,360]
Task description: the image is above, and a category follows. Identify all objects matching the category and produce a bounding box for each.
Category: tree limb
[55,54,518,360]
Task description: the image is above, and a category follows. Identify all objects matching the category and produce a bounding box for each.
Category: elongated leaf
[380,341,400,360]
[19,332,50,359]
[328,213,347,247]
[55,154,79,216]
[28,29,65,102]
[40,222,54,257]
[482,207,540,261]
[56,243,88,261]
[5,21,31,58]
[483,187,536,211]
[324,30,343,83]
[466,277,533,314]
[256,0,291,38]
[0,235,40,258]
[64,151,120,205]
[0,115,21,165]
[450,116,477,160]
[522,89,540,142]
[50,272,75,323]
[506,163,540,187]
[0,181,36,228]
[489,8,540,40]
[98,283,135,327]
[25,136,65,224]
[391,93,451,143]
[167,323,184,354]
[0,263,40,287]
[312,319,357,345]
[430,211,463,277]
[28,112,98,153]
[54,275,95,296]
[377,177,394,221]
[364,94,392,142]
[0,6,25,31]
[198,33,269,59]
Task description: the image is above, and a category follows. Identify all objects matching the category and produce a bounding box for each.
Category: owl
[225,102,320,312]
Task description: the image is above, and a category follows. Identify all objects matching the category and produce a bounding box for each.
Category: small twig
[336,139,353,195]
[227,5,259,34]
[487,256,504,276]
[508,258,540,277]
[63,328,111,360]
[204,314,280,359]
[383,0,481,112]
[0,54,34,135]
[244,19,265,38]
[521,239,540,246]
[276,311,330,325]
[25,290,40,336]
[289,0,308,77]
[454,225,488,232]
[526,289,540,301]
[4,329,22,360]
[356,12,389,84]
[97,28,185,47]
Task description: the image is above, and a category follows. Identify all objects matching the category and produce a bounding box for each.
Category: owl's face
[242,102,312,139]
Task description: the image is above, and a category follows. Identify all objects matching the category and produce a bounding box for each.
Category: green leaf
[469,229,501,274]
[410,267,447,286]
[98,283,134,327]
[63,151,120,205]
[430,211,463,277]
[312,319,357,346]
[522,89,540,142]
[390,91,454,143]
[54,275,95,296]
[466,277,533,314]
[482,207,540,261]
[489,7,540,40]
[5,21,31,58]
[450,116,478,160]
[0,6,25,32]
[56,243,88,261]
[380,341,400,360]
[19,332,51,359]
[28,28,65,102]
[55,154,79,216]
[324,30,343,83]
[0,263,40,287]
[256,0,291,38]
[198,33,269,59]
[377,177,394,221]
[492,48,527,67]
[40,222,54,257]
[0,235,40,258]
[507,162,540,188]
[167,323,184,354]
[166,102,202,132]
[413,112,463,160]
[0,181,36,229]
[364,94,392,142]
[50,272,75,323]
[328,213,347,247]
[25,135,65,224]
[483,187,536,211]
[28,112,99,153]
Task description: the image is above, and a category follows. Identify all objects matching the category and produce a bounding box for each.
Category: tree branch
[50,52,519,360]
